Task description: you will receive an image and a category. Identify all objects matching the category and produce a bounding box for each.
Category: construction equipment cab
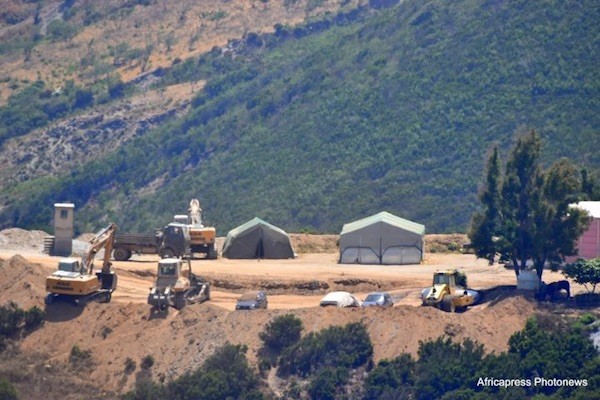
[421,269,479,312]
[45,223,118,305]
[148,258,210,312]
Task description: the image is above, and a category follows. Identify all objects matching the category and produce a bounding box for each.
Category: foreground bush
[0,377,18,400]
[124,343,264,400]
[0,302,45,350]
[364,315,600,400]
[278,322,373,378]
[259,313,303,353]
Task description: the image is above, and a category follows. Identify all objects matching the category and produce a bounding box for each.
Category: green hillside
[2,0,599,234]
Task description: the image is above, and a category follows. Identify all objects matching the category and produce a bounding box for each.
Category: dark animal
[543,280,571,300]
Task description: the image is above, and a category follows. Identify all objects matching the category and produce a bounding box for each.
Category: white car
[319,291,361,307]
[362,292,393,307]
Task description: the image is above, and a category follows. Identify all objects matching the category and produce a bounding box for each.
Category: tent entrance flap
[255,231,264,258]
[340,247,380,264]
[381,246,422,265]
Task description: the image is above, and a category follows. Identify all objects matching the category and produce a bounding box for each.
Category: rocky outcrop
[0,92,189,191]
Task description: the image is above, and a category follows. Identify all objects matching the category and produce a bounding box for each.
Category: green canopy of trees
[563,258,600,293]
[469,130,592,278]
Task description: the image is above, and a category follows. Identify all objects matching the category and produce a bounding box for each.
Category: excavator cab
[57,259,81,273]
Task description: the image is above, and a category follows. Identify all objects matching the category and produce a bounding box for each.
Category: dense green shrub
[124,357,136,374]
[141,355,154,370]
[46,19,78,42]
[0,80,100,147]
[564,258,600,293]
[0,377,18,400]
[69,344,92,366]
[164,343,263,400]
[23,306,44,330]
[278,322,373,377]
[307,366,349,400]
[363,315,600,400]
[73,89,94,109]
[125,343,264,400]
[414,338,485,400]
[0,302,44,338]
[259,313,303,352]
[579,313,596,325]
[363,354,415,399]
[507,317,596,385]
[0,303,24,336]
[122,379,165,400]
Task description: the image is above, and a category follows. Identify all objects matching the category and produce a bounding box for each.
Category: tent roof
[341,211,425,236]
[227,217,288,238]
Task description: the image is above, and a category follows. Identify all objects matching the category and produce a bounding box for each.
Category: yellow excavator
[45,223,118,305]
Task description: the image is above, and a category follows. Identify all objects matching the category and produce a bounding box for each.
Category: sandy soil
[0,229,587,397]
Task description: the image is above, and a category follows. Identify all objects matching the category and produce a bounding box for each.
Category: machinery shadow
[147,308,169,320]
[44,301,85,322]
[477,285,521,306]
[122,258,157,264]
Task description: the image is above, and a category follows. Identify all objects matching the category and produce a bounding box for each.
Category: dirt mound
[425,233,470,253]
[0,251,562,397]
[208,275,402,295]
[0,348,115,400]
[0,255,48,309]
[0,228,49,252]
[15,293,538,396]
[290,233,339,253]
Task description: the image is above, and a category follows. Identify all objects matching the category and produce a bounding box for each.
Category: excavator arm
[81,223,118,275]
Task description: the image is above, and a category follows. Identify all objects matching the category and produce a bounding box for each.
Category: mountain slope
[2,0,599,234]
[0,0,366,101]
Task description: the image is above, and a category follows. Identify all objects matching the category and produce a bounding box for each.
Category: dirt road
[0,248,576,310]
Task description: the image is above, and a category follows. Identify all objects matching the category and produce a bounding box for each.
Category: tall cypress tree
[468,145,502,265]
[499,130,543,275]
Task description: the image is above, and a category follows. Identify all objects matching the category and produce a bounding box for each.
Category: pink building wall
[576,217,600,259]
[565,202,600,262]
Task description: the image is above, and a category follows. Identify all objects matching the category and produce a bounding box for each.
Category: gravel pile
[0,228,49,251]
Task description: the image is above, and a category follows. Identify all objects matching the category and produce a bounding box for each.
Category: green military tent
[222,217,295,259]
[339,211,425,265]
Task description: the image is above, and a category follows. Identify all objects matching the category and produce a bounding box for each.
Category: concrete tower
[53,203,74,256]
